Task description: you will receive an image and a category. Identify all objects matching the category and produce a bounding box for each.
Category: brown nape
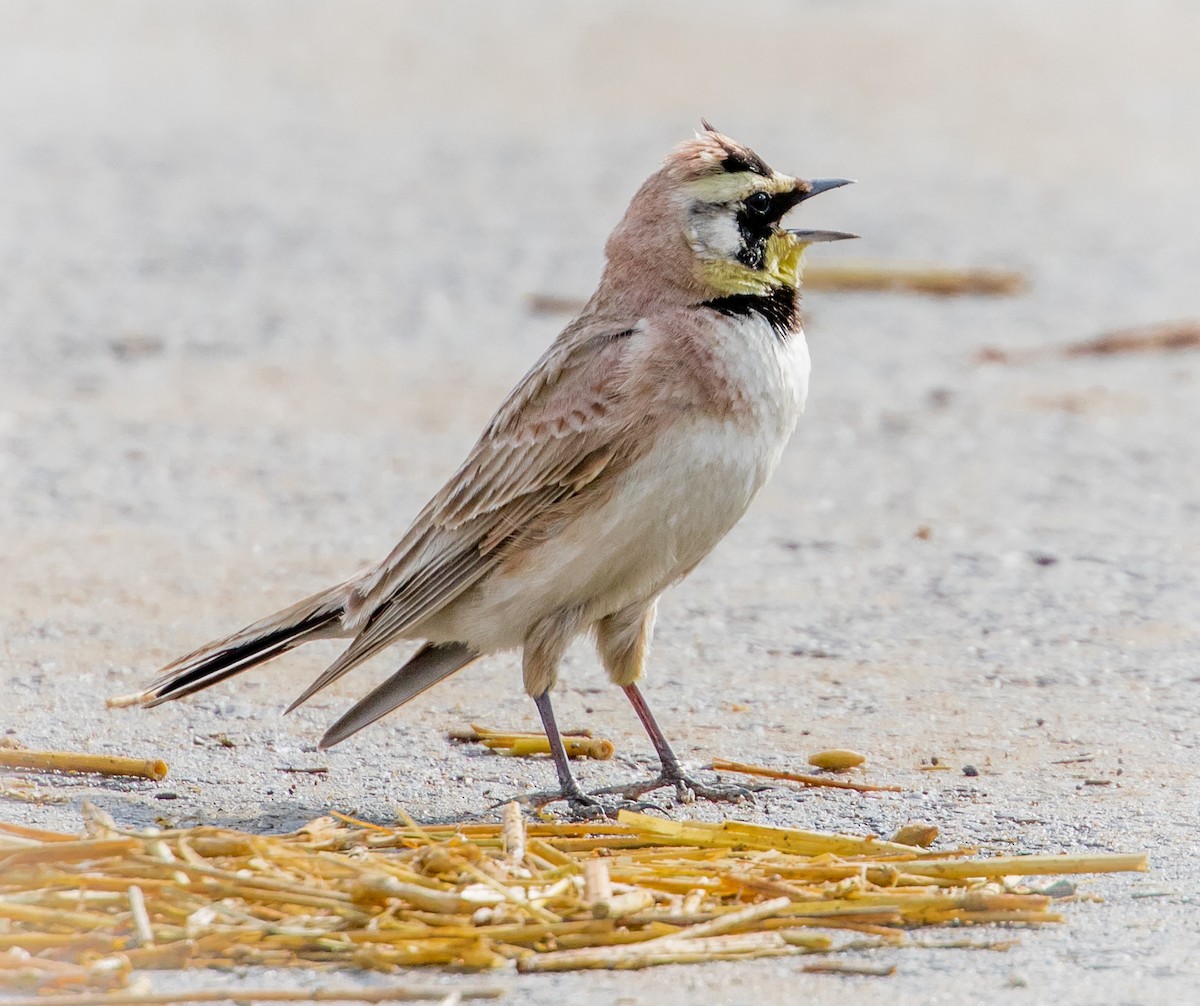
[595,130,779,316]
[594,169,707,316]
[595,127,792,319]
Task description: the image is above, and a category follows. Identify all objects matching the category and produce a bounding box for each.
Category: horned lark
[126,124,853,814]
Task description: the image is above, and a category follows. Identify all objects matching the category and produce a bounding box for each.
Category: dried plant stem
[710,758,902,793]
[896,853,1148,880]
[501,802,525,866]
[517,931,805,972]
[451,726,613,760]
[0,987,505,1006]
[800,960,898,976]
[0,751,168,781]
[618,811,921,857]
[979,319,1200,364]
[804,260,1026,296]
[0,838,141,869]
[127,885,154,946]
[457,862,559,924]
[0,822,78,842]
[590,890,656,920]
[583,859,613,904]
[641,897,793,943]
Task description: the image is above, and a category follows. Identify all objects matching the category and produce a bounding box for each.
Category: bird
[122,123,854,815]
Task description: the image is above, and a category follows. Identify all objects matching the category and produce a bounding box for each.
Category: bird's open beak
[787,229,858,243]
[788,178,857,243]
[798,177,855,201]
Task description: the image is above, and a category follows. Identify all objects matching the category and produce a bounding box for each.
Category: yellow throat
[696,231,805,297]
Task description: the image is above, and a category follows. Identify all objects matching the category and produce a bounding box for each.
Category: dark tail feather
[319,641,479,749]
[134,584,350,707]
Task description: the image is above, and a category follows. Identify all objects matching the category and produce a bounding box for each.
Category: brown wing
[286,320,645,709]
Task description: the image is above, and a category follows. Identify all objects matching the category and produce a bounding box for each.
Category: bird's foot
[594,770,764,805]
[513,784,666,821]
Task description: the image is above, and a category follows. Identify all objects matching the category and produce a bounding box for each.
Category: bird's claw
[511,787,665,821]
[595,772,762,805]
[677,777,763,803]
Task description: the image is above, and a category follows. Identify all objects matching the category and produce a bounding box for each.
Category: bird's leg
[516,609,663,818]
[623,681,685,781]
[592,603,755,804]
[519,690,665,819]
[515,610,604,816]
[607,683,758,804]
[532,689,603,814]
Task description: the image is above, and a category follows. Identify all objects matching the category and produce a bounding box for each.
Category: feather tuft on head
[670,122,773,179]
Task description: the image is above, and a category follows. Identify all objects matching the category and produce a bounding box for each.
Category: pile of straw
[0,802,1146,995]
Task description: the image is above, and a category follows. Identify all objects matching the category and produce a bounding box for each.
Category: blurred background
[3,1,1197,641]
[2,1,1199,999]
[3,0,1199,781]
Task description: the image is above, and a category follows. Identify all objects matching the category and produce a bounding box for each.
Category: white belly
[427,319,810,652]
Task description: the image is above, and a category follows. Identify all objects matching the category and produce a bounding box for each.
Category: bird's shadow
[68,784,523,835]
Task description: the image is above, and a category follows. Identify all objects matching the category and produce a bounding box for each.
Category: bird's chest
[682,313,810,476]
[715,316,809,436]
[633,318,810,562]
[463,317,812,634]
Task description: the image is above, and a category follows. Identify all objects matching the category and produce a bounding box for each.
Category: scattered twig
[710,758,902,793]
[978,319,1200,364]
[450,725,613,760]
[799,959,898,976]
[0,751,168,782]
[1061,320,1200,356]
[893,852,1147,881]
[0,988,504,1006]
[804,261,1026,296]
[517,931,803,972]
[0,777,69,805]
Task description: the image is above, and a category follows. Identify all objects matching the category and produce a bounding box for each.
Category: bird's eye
[745,191,772,215]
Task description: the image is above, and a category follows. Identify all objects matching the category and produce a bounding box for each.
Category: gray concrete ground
[2,2,1198,1003]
